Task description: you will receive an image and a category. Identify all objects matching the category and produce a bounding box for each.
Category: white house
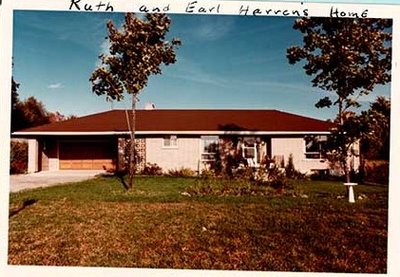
[12,109,343,175]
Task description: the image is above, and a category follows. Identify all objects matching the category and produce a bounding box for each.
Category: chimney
[144,102,156,110]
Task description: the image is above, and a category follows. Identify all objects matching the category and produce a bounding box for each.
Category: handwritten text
[69,0,114,12]
[185,1,221,14]
[330,6,368,18]
[65,0,373,20]
[238,5,309,17]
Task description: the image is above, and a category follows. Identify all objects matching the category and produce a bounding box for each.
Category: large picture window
[304,135,327,159]
[201,136,219,161]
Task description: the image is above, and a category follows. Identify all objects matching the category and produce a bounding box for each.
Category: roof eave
[12,130,332,136]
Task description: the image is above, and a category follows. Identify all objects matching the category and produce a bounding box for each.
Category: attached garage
[59,140,116,170]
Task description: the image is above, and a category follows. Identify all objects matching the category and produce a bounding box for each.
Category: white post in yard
[344,182,358,203]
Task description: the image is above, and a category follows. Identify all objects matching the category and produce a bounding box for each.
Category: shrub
[199,168,218,179]
[310,169,334,181]
[285,154,294,176]
[232,166,255,181]
[364,160,389,185]
[186,177,276,197]
[284,154,306,180]
[187,164,294,197]
[255,166,294,192]
[167,167,196,177]
[10,140,28,174]
[141,163,163,176]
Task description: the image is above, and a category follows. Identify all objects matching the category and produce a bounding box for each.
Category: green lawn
[8,176,388,272]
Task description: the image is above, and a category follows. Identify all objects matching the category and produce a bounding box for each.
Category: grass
[8,176,388,272]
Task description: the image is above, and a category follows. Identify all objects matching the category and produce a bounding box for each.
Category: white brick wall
[145,137,201,172]
[27,139,39,173]
[46,139,59,171]
[48,144,59,171]
[271,137,329,174]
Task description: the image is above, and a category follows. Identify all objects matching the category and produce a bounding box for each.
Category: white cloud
[47,83,64,89]
[167,57,320,94]
[94,38,111,68]
[100,39,111,56]
[166,57,232,88]
[180,16,235,42]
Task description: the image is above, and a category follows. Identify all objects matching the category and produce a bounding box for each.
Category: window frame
[304,135,327,160]
[200,136,219,162]
[241,137,261,167]
[162,135,178,148]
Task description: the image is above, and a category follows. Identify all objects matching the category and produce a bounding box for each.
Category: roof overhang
[12,130,332,136]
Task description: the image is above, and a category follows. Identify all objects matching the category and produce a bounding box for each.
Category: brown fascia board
[12,109,334,137]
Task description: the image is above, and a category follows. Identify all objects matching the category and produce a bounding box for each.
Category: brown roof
[13,109,333,135]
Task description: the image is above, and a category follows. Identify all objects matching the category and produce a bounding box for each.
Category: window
[304,135,327,159]
[241,137,261,167]
[163,135,178,148]
[201,136,219,161]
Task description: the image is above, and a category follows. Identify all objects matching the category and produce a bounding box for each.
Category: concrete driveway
[9,170,106,192]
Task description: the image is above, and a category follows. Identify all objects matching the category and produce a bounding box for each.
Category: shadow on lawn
[9,198,37,218]
[100,171,130,190]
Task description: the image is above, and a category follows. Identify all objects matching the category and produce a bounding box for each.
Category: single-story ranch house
[12,109,358,175]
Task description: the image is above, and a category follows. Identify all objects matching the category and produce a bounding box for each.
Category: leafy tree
[360,96,390,160]
[48,111,77,123]
[11,74,73,130]
[11,77,19,110]
[10,76,73,173]
[13,96,51,131]
[90,13,181,189]
[287,18,391,182]
[11,77,23,132]
[11,77,52,132]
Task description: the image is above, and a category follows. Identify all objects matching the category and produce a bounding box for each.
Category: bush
[232,166,255,181]
[364,160,389,185]
[141,163,163,176]
[10,140,28,174]
[255,166,294,192]
[186,164,294,197]
[186,177,275,197]
[167,167,196,177]
[231,164,295,192]
[310,169,340,181]
[199,168,218,179]
[285,154,306,180]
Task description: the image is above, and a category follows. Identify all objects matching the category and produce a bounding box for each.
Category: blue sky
[12,10,391,120]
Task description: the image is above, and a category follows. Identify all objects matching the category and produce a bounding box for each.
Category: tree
[48,111,77,123]
[11,77,52,132]
[10,76,73,173]
[11,77,19,110]
[11,77,23,132]
[14,97,51,130]
[90,13,181,189]
[287,18,391,182]
[360,96,390,160]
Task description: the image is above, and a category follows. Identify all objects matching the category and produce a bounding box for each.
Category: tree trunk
[343,159,351,183]
[338,96,343,125]
[338,95,351,183]
[128,94,137,189]
[359,147,365,183]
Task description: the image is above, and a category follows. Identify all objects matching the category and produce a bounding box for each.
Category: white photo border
[1,1,399,276]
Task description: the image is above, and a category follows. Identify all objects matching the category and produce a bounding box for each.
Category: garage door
[59,141,116,170]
